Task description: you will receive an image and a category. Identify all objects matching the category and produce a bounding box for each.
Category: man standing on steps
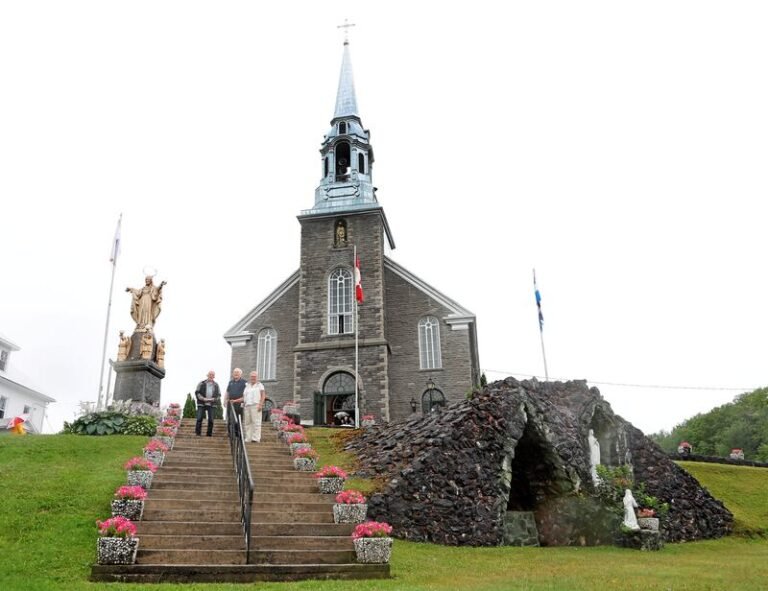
[243,371,266,443]
[195,370,221,437]
[225,367,247,426]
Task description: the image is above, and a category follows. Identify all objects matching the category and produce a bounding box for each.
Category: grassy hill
[1,433,767,591]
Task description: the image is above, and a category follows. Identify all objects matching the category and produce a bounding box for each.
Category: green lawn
[1,434,767,591]
[676,461,768,535]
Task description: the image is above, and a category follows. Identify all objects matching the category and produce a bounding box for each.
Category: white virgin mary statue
[588,429,601,486]
[623,489,640,530]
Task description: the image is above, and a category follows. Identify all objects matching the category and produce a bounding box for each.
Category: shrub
[183,393,196,418]
[68,412,126,436]
[122,415,157,436]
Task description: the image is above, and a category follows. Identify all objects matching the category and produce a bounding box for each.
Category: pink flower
[287,433,308,444]
[168,403,181,409]
[97,516,137,538]
[335,490,366,504]
[280,423,304,433]
[144,440,169,453]
[156,427,175,437]
[114,485,148,501]
[161,418,179,428]
[362,414,375,421]
[124,456,158,472]
[292,447,318,459]
[352,521,392,540]
[315,465,348,479]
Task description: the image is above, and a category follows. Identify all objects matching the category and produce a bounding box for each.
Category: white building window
[23,405,32,415]
[0,396,6,419]
[328,268,353,335]
[418,316,442,369]
[0,349,8,372]
[256,328,277,381]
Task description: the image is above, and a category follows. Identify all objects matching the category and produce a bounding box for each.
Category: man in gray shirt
[194,370,221,436]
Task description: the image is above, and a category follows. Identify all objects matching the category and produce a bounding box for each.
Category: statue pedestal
[112,359,165,406]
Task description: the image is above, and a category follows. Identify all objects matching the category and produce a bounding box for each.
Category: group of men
[194,368,266,442]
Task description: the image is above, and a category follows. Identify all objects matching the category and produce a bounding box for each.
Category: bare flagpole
[354,245,360,428]
[97,214,122,410]
[533,268,549,380]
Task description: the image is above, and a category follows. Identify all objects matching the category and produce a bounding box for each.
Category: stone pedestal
[113,359,165,405]
[503,511,540,546]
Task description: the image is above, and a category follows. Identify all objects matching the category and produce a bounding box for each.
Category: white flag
[110,214,122,263]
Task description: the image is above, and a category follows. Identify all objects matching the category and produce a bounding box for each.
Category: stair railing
[227,403,254,564]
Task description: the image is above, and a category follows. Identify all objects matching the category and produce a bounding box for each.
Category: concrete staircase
[91,419,389,583]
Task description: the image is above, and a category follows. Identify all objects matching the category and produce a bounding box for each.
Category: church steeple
[304,40,379,216]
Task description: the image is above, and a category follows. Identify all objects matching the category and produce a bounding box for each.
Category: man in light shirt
[243,371,266,443]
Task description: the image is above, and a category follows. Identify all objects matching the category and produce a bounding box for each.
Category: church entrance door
[320,371,356,426]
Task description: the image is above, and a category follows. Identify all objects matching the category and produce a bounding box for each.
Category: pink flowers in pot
[124,457,158,472]
[335,490,366,505]
[160,418,179,429]
[287,433,308,445]
[97,516,137,539]
[292,447,318,460]
[315,466,348,479]
[114,485,148,501]
[143,440,169,454]
[281,423,304,434]
[362,414,375,421]
[352,521,393,540]
[156,426,175,437]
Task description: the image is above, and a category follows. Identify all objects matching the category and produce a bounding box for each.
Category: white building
[0,333,55,434]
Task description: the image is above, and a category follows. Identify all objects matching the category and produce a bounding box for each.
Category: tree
[183,393,196,419]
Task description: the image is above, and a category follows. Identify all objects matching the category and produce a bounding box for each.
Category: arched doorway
[318,371,356,426]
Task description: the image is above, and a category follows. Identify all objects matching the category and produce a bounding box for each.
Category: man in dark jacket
[195,370,221,436]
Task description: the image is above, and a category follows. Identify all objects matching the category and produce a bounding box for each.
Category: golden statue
[140,332,154,360]
[335,221,347,246]
[155,339,166,368]
[126,276,166,332]
[117,330,131,361]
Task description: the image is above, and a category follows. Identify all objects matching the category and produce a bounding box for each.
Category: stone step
[147,489,240,501]
[142,508,240,521]
[253,481,318,493]
[249,536,353,550]
[250,511,334,524]
[159,465,235,477]
[137,548,355,566]
[91,563,390,583]
[139,534,245,550]
[150,479,237,492]
[144,499,332,514]
[250,523,355,536]
[136,521,242,536]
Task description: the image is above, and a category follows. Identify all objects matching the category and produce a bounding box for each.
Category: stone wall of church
[229,282,299,409]
[293,343,389,422]
[384,268,475,422]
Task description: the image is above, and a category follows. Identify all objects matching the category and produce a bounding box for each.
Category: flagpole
[533,268,549,381]
[354,245,359,428]
[97,214,121,410]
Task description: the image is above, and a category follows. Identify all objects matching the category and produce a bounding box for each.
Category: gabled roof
[223,270,300,342]
[0,332,21,351]
[384,257,476,328]
[0,374,56,403]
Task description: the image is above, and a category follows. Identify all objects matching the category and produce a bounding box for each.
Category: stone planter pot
[317,477,345,494]
[151,436,174,450]
[353,537,392,563]
[637,517,660,532]
[126,470,153,489]
[96,537,139,565]
[290,443,311,454]
[361,420,375,428]
[333,503,368,523]
[111,499,144,521]
[143,451,165,467]
[293,457,317,471]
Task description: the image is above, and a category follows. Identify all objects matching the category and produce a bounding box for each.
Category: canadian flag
[354,255,364,303]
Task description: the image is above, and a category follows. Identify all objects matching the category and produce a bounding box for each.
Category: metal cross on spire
[337,19,356,45]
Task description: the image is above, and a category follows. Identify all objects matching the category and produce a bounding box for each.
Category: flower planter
[333,503,368,523]
[353,537,392,563]
[126,470,153,489]
[151,436,174,450]
[111,499,144,521]
[317,477,345,494]
[143,451,165,467]
[637,517,660,532]
[293,457,317,471]
[361,420,375,428]
[96,537,139,565]
[290,443,312,454]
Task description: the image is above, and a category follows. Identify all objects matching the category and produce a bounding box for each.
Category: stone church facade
[224,42,480,424]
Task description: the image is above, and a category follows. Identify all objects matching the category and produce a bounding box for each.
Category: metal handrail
[227,403,254,564]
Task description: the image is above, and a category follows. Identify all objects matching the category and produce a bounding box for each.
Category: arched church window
[339,121,347,134]
[358,152,365,174]
[421,388,445,414]
[256,328,277,380]
[335,141,351,181]
[418,316,442,369]
[328,268,354,335]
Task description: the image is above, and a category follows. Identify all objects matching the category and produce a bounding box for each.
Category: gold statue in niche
[140,332,154,360]
[334,220,347,247]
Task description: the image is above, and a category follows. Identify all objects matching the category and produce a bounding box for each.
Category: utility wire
[482,369,759,392]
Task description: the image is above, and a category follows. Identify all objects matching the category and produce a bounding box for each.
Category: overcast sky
[2,1,767,435]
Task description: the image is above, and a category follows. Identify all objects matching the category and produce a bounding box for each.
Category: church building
[224,41,480,424]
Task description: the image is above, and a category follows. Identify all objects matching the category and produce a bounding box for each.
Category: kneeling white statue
[623,489,640,530]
